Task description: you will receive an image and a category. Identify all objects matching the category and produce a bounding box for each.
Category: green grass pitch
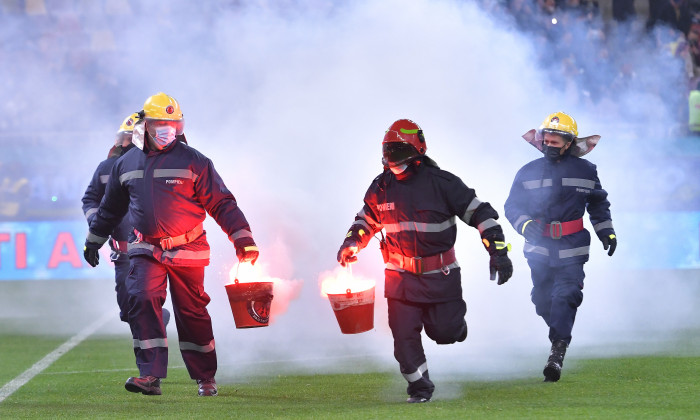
[1,333,699,419]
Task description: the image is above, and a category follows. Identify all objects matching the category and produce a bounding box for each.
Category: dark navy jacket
[346,159,505,303]
[87,139,254,267]
[82,145,134,257]
[504,154,614,267]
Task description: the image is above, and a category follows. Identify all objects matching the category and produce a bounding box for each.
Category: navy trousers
[111,252,130,323]
[127,255,216,380]
[387,297,467,399]
[528,260,585,345]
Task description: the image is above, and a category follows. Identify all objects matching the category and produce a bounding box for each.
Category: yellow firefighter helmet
[540,111,578,139]
[110,112,141,157]
[141,92,184,135]
[118,112,140,133]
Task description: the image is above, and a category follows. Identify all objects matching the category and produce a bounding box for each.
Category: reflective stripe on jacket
[504,154,614,266]
[347,160,505,302]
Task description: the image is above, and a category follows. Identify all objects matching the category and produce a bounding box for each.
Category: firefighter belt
[142,223,204,251]
[541,218,584,239]
[387,247,456,275]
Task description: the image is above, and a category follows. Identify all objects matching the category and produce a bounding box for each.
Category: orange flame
[318,266,376,297]
[228,261,267,284]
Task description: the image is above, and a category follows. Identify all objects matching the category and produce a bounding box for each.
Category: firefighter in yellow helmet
[84,93,259,397]
[505,111,616,382]
[81,113,172,326]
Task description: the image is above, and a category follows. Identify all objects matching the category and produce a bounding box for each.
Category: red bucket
[327,287,374,334]
[225,281,274,328]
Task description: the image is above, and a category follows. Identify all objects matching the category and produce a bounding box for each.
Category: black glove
[83,240,101,267]
[337,242,359,267]
[483,238,513,285]
[235,237,259,265]
[236,245,259,265]
[521,219,544,243]
[489,252,513,285]
[600,233,617,256]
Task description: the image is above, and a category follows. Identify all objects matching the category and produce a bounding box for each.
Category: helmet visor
[382,142,419,167]
[146,118,184,136]
[541,128,574,143]
[114,131,133,147]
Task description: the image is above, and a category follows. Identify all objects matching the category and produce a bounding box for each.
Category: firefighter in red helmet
[81,113,170,328]
[84,93,259,397]
[338,119,513,403]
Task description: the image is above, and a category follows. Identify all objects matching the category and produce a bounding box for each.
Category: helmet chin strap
[389,163,408,174]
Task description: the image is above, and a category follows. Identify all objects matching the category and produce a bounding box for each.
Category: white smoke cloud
[2,0,698,388]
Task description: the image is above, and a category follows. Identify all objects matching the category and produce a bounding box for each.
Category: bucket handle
[345,264,353,295]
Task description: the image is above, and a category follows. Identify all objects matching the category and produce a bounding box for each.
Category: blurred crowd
[2,0,700,220]
[480,0,700,129]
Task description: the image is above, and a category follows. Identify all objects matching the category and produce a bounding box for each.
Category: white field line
[0,311,113,403]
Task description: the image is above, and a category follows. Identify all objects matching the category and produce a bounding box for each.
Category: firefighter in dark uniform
[83,93,259,397]
[504,111,616,382]
[337,119,513,403]
[81,113,169,327]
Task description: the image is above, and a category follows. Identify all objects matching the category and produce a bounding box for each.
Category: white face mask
[389,163,408,174]
[151,125,177,149]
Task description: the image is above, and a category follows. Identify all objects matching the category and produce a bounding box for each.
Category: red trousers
[126,255,216,380]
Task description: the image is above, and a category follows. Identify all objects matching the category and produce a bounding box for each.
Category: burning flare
[227,261,302,322]
[319,265,376,297]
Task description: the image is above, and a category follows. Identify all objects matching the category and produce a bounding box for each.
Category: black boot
[543,340,567,382]
[125,375,162,395]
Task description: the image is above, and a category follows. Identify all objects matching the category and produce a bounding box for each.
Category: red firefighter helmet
[382,119,427,167]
